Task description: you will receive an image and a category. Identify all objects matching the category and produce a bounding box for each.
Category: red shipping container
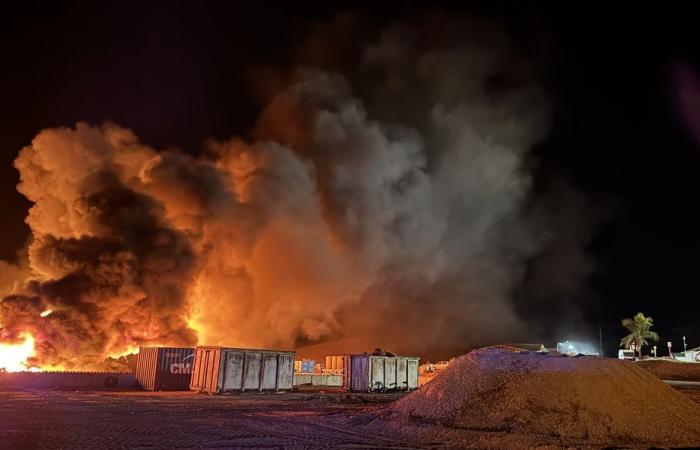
[135,347,194,391]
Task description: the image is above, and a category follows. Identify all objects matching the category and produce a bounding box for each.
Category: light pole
[683,335,687,353]
[667,341,673,358]
[653,345,657,358]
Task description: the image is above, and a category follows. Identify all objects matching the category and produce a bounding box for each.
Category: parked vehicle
[618,349,635,360]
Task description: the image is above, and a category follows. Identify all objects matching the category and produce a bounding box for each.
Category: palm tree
[620,312,659,357]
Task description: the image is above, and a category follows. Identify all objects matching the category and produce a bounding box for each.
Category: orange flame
[0,332,37,372]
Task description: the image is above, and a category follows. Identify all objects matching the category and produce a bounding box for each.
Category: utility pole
[598,325,604,357]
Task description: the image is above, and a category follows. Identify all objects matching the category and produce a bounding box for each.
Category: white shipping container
[190,346,295,393]
[344,354,419,392]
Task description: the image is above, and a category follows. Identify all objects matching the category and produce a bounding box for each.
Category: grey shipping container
[343,354,419,392]
[190,346,295,393]
[135,347,195,391]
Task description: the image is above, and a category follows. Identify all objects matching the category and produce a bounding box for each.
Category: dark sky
[2,1,700,355]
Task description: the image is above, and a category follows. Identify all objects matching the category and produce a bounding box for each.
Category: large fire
[0,15,564,367]
[0,332,37,372]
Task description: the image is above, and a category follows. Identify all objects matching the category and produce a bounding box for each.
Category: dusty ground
[0,387,698,450]
[0,389,430,450]
[636,359,700,381]
[675,385,700,404]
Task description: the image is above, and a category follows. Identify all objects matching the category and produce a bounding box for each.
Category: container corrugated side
[219,348,295,392]
[344,354,420,392]
[135,347,159,390]
[156,347,194,390]
[348,355,370,391]
[190,346,223,392]
[325,355,344,370]
[191,346,295,393]
[136,347,194,391]
[342,354,352,389]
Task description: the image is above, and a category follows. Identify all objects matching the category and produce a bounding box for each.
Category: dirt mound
[391,347,700,447]
[636,359,700,381]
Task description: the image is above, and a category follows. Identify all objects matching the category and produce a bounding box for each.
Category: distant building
[674,347,700,362]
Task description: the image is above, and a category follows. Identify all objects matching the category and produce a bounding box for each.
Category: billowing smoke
[0,13,598,366]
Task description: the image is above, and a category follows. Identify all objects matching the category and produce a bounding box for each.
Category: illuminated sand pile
[391,347,700,447]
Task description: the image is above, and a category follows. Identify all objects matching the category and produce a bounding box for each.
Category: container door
[136,347,158,391]
[342,356,349,388]
[198,349,220,392]
[242,352,262,391]
[384,358,397,390]
[222,351,244,391]
[351,356,368,391]
[396,357,408,390]
[277,354,294,390]
[261,353,279,390]
[189,348,204,390]
[407,358,419,389]
[370,357,385,391]
[200,349,212,391]
[189,349,198,389]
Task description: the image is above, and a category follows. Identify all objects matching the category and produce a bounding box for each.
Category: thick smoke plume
[0,13,595,366]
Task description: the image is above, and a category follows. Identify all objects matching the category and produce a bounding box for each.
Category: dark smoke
[0,12,606,366]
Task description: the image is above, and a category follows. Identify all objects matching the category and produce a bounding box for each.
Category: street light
[653,345,657,358]
[683,335,687,352]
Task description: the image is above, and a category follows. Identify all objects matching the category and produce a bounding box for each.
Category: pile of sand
[637,359,700,382]
[391,347,700,447]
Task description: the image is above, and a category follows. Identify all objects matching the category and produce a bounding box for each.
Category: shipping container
[292,374,343,387]
[311,374,342,386]
[135,347,194,391]
[343,354,419,392]
[190,346,295,393]
[325,355,345,371]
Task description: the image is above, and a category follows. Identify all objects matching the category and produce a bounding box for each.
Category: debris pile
[391,347,700,447]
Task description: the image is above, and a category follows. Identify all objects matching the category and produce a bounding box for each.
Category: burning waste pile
[388,347,700,448]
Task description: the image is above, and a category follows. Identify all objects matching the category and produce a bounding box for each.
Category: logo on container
[169,354,194,374]
[170,363,192,374]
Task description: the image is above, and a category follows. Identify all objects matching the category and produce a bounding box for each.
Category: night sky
[2,1,700,356]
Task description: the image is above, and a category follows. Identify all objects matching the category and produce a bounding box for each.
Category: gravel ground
[636,359,700,381]
[1,382,699,449]
[0,389,429,450]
